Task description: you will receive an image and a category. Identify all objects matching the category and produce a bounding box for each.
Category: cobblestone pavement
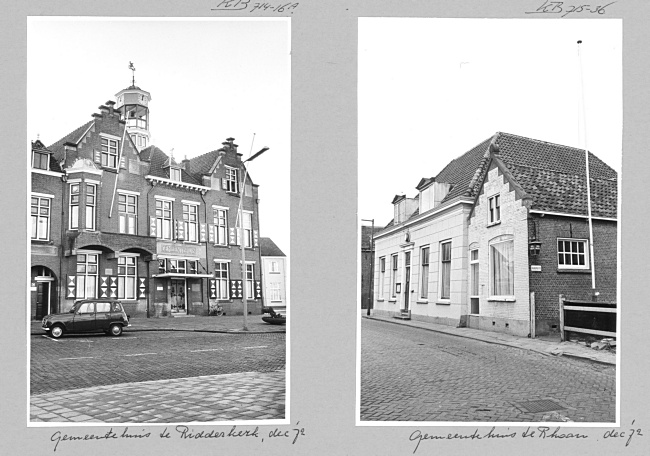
[31,370,285,423]
[360,318,615,423]
[30,330,285,423]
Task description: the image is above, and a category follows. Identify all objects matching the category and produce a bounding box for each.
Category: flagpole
[577,40,597,295]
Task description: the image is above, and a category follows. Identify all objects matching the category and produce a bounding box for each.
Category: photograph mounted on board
[28,17,290,425]
[358,18,620,424]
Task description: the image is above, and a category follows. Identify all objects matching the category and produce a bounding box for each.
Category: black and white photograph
[27,17,290,425]
[358,18,621,424]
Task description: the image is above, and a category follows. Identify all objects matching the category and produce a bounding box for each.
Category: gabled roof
[189,149,221,176]
[31,140,63,173]
[46,120,94,161]
[260,237,286,257]
[143,145,203,186]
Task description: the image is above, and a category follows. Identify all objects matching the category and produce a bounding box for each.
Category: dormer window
[100,137,119,168]
[223,166,239,193]
[32,150,49,170]
[419,185,434,213]
[170,167,182,182]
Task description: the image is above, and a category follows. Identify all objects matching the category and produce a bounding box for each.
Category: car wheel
[109,324,123,337]
[50,325,64,339]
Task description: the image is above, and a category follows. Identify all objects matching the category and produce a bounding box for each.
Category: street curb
[31,327,285,336]
[363,316,615,366]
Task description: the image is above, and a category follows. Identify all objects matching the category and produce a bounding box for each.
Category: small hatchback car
[42,299,129,338]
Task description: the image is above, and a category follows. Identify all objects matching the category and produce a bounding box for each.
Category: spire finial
[128,61,136,87]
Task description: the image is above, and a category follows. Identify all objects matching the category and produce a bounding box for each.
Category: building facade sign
[156,242,205,259]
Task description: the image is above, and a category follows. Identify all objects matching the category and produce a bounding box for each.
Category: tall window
[378,257,386,299]
[101,137,118,168]
[69,184,80,230]
[76,253,98,299]
[183,203,199,242]
[117,256,137,300]
[440,241,452,300]
[557,239,589,269]
[246,264,255,299]
[214,262,229,299]
[31,196,51,240]
[270,260,280,273]
[32,151,49,170]
[269,282,282,302]
[213,208,228,245]
[237,212,253,247]
[491,239,514,297]
[470,249,479,314]
[420,247,430,299]
[390,254,398,298]
[85,183,96,231]
[118,193,137,234]
[155,199,172,240]
[225,166,239,193]
[488,194,501,225]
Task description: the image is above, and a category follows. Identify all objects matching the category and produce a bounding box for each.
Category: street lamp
[361,218,375,316]
[238,146,270,331]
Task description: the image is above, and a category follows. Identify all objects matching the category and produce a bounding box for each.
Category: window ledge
[416,300,428,304]
[487,221,501,227]
[377,298,384,302]
[388,299,397,303]
[183,241,200,245]
[557,268,591,274]
[436,300,451,305]
[488,297,516,302]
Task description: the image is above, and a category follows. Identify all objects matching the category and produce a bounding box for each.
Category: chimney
[182,155,190,172]
[105,100,116,116]
[98,105,110,115]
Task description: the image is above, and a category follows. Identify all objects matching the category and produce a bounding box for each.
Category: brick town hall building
[30,82,267,319]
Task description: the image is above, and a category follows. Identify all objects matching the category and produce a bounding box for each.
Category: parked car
[42,299,129,338]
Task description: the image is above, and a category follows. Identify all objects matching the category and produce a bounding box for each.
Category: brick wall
[528,214,617,334]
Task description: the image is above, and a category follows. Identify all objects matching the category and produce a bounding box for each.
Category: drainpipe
[145,180,156,318]
[201,190,210,314]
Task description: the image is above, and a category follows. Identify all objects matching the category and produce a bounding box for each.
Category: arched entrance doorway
[31,266,57,319]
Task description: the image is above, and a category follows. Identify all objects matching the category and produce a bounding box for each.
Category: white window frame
[31,195,51,241]
[246,263,255,299]
[69,183,80,230]
[420,246,430,300]
[237,211,254,247]
[76,252,99,299]
[117,255,137,300]
[225,166,239,193]
[378,257,386,300]
[390,254,398,299]
[183,203,199,243]
[269,260,280,273]
[170,167,182,182]
[85,183,97,231]
[155,199,173,240]
[269,282,282,302]
[213,207,228,246]
[470,248,479,314]
[32,150,49,170]
[488,194,501,225]
[557,238,589,270]
[439,241,452,301]
[489,238,515,299]
[100,137,119,168]
[118,192,137,235]
[214,261,230,299]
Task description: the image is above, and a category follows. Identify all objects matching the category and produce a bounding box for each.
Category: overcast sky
[28,17,291,255]
[359,18,622,227]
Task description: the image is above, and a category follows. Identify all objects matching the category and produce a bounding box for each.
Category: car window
[96,302,111,313]
[77,302,95,314]
[112,303,123,312]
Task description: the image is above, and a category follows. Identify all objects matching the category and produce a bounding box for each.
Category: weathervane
[128,61,136,86]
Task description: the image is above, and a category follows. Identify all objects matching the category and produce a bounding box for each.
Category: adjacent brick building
[30,83,265,319]
[372,132,618,338]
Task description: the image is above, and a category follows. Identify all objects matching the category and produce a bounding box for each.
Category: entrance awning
[153,273,214,278]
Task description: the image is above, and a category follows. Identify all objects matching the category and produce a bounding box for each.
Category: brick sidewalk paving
[31,369,285,423]
[31,314,285,336]
[364,314,615,365]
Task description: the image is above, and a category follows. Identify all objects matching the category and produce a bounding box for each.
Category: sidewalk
[364,314,615,366]
[31,314,285,336]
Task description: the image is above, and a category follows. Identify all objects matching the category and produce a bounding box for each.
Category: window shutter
[175,220,185,241]
[230,280,243,299]
[99,276,110,298]
[208,224,215,243]
[255,280,263,299]
[67,275,76,299]
[200,223,207,242]
[221,178,228,190]
[108,276,118,298]
[94,149,101,164]
[253,230,259,248]
[149,216,157,237]
[138,277,148,298]
[229,227,236,245]
[208,279,217,299]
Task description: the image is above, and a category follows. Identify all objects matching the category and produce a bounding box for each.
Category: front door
[404,252,411,310]
[170,279,186,314]
[35,281,50,319]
